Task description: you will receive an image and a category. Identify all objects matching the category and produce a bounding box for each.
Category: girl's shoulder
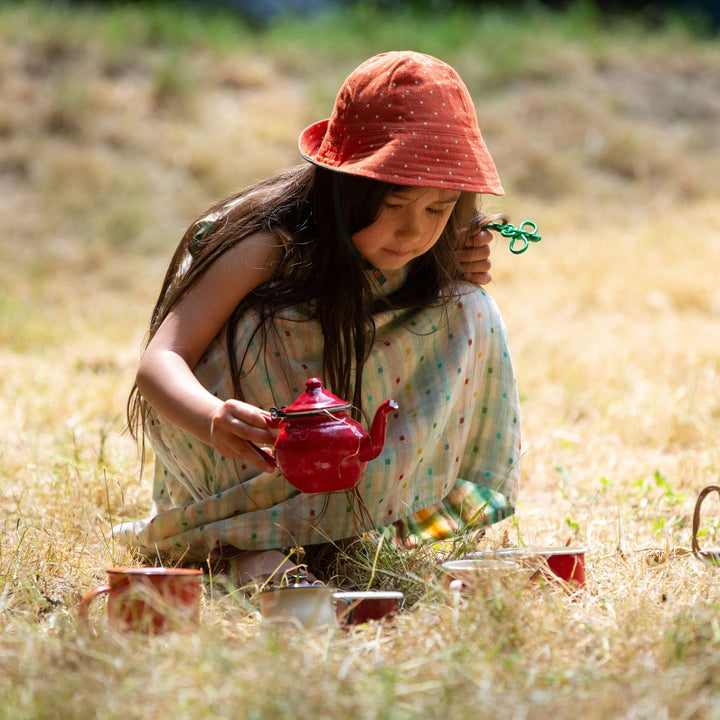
[452,283,505,321]
[218,230,286,282]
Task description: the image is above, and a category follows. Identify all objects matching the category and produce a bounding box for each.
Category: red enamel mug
[333,591,404,625]
[79,567,203,634]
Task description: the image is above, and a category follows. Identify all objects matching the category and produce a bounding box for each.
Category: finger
[464,228,494,248]
[456,244,491,263]
[458,256,492,274]
[210,403,275,461]
[210,431,276,472]
[226,416,275,445]
[224,399,272,430]
[464,271,492,286]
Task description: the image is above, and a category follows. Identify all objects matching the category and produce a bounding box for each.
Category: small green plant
[632,470,687,506]
[565,515,580,533]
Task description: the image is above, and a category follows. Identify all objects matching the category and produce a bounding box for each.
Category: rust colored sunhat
[299,50,503,195]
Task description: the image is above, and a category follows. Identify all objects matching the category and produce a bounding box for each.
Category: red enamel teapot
[260,378,398,493]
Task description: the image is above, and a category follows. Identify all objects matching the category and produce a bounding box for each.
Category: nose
[396,210,423,240]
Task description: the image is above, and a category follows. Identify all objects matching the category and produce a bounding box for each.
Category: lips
[383,248,413,258]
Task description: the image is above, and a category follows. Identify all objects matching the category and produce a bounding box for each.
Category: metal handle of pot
[692,484,720,565]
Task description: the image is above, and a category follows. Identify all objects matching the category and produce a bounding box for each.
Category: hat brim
[298,119,330,164]
[298,119,504,195]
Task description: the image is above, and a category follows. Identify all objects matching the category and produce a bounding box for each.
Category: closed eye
[427,203,456,215]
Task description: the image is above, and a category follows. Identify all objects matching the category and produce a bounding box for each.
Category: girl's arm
[135,231,283,472]
[457,227,493,285]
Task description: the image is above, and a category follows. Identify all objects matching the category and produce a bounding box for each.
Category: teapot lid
[276,378,352,417]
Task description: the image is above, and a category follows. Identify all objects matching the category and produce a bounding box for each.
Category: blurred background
[43,0,720,27]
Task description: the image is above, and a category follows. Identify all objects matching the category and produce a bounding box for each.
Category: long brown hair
[127,163,480,441]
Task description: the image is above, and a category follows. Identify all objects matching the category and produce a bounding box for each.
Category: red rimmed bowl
[470,546,587,589]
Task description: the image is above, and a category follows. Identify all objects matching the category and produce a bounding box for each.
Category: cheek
[352,221,385,252]
[424,217,449,247]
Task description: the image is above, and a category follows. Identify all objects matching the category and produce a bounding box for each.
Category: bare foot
[229,549,319,586]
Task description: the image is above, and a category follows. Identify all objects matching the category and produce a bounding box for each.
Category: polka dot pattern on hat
[299,51,503,195]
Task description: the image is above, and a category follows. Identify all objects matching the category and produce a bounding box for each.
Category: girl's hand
[456,227,493,285]
[210,399,277,472]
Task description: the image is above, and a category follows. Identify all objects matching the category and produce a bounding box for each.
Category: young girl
[116,51,521,584]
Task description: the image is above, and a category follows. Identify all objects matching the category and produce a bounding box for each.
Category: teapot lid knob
[280,377,352,416]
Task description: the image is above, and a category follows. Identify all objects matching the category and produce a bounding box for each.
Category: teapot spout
[359,398,399,462]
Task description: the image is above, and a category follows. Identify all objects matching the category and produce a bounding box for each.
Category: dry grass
[1,3,720,718]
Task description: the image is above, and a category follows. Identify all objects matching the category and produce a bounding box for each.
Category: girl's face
[351,186,460,271]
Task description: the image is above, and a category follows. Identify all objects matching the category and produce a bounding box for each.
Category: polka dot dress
[114,271,521,560]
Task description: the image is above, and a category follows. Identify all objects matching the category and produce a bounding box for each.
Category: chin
[375,257,411,272]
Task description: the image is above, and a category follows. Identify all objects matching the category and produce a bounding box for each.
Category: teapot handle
[249,442,277,468]
[692,484,720,565]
